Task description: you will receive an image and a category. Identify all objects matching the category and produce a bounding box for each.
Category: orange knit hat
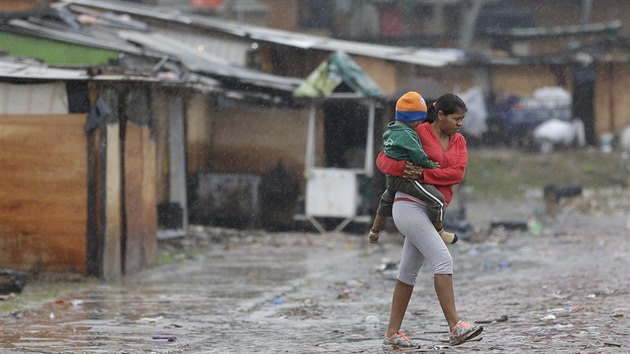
[395,91,428,122]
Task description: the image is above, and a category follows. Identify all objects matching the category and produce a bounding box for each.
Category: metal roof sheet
[62,0,465,67]
[116,30,302,92]
[150,27,251,66]
[489,20,622,39]
[7,18,146,55]
[0,59,181,82]
[0,61,88,80]
[3,4,304,93]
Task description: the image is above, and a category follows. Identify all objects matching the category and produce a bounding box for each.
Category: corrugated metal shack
[0,2,308,278]
[0,1,483,247]
[39,0,466,229]
[0,60,171,279]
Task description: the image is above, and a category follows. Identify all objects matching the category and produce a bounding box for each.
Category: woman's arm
[423,162,466,185]
[376,152,425,180]
[376,151,405,176]
[423,136,468,186]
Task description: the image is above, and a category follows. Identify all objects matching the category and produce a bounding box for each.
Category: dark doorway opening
[323,101,368,168]
[572,63,596,146]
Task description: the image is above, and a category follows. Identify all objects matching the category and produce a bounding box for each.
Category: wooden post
[168,96,188,231]
[102,122,122,280]
[364,99,375,177]
[86,81,101,277]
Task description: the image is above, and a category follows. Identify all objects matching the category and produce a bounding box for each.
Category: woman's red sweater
[376,122,468,206]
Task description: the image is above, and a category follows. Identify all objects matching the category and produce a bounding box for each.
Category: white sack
[458,86,487,138]
[533,119,585,147]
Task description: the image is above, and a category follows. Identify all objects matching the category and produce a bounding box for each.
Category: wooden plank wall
[0,114,87,273]
[208,106,308,179]
[152,89,170,205]
[123,123,157,273]
[0,0,48,11]
[167,97,188,229]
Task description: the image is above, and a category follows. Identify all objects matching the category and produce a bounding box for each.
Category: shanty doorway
[302,97,380,233]
[322,101,369,169]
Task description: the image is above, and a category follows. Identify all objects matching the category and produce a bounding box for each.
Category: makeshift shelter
[0,60,180,279]
[294,51,386,233]
[0,1,307,238]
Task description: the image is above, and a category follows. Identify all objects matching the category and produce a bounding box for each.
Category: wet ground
[0,191,628,354]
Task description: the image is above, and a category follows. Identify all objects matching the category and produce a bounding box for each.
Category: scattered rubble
[0,269,27,294]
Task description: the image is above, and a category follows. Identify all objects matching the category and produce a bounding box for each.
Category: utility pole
[457,0,497,52]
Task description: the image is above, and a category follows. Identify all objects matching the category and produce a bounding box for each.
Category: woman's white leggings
[392,192,454,286]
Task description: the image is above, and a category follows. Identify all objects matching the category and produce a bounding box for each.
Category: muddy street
[0,197,628,354]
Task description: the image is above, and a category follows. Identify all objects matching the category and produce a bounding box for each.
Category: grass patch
[0,278,94,314]
[0,290,59,313]
[464,148,629,200]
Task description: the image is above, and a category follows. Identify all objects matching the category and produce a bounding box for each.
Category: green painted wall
[0,33,119,65]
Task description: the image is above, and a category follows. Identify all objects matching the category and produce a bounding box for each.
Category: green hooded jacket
[382,121,435,168]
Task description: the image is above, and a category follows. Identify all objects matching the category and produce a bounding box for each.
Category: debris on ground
[0,269,27,294]
[152,335,176,342]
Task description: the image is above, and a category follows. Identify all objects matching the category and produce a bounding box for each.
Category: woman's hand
[403,161,424,180]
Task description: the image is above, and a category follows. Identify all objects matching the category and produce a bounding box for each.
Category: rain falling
[0,0,628,353]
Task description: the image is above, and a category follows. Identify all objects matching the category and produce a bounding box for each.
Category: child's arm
[410,149,436,168]
[399,130,435,168]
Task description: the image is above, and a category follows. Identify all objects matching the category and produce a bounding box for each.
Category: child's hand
[403,161,424,180]
[432,161,441,168]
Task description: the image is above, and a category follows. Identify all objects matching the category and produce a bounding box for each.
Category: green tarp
[0,33,119,66]
[294,51,385,99]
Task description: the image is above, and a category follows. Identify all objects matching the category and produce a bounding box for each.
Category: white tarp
[458,86,487,138]
[0,82,69,114]
[533,119,585,152]
[532,86,572,106]
[621,125,630,152]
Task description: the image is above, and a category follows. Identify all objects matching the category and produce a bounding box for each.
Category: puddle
[0,246,308,353]
[1,217,628,353]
